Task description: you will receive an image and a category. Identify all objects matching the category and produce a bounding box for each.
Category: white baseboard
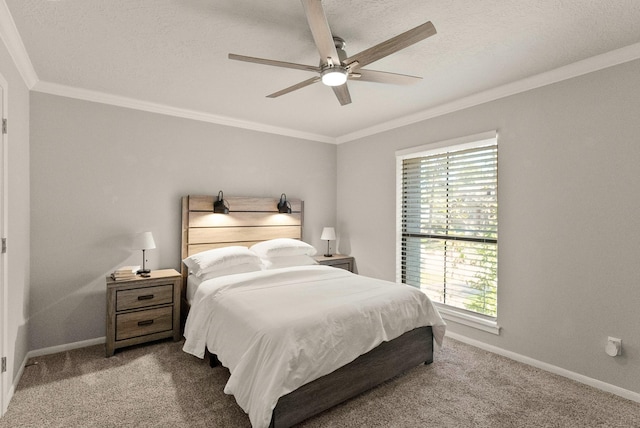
[445,331,640,404]
[26,336,106,359]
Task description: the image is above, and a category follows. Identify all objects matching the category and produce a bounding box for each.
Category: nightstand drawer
[331,262,352,271]
[116,306,173,341]
[116,284,174,311]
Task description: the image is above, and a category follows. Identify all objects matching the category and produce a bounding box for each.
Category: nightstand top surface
[314,254,353,263]
[106,268,180,285]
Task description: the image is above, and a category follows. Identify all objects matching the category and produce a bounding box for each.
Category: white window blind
[399,139,498,318]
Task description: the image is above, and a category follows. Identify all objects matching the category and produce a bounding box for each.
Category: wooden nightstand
[106,269,181,357]
[314,254,355,273]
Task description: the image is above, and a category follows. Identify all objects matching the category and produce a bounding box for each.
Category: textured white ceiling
[5,0,640,141]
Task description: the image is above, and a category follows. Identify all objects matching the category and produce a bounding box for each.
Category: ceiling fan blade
[300,0,340,66]
[352,69,422,85]
[344,21,436,70]
[267,76,321,98]
[332,84,352,106]
[229,53,320,73]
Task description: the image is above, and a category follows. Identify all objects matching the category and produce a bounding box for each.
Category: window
[396,131,499,333]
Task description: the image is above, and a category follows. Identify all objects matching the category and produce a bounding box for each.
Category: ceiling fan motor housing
[320,37,349,86]
[320,37,347,66]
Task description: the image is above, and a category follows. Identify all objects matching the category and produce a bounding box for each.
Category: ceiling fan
[228,0,437,106]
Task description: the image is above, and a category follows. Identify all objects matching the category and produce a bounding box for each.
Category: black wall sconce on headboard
[277,193,292,214]
[213,190,230,214]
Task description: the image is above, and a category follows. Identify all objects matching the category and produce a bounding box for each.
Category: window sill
[435,304,501,335]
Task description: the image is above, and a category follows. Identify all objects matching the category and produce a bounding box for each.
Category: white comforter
[183,265,446,428]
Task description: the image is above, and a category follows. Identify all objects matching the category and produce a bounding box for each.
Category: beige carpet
[1,337,638,427]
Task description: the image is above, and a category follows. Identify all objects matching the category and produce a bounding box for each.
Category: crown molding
[33,35,640,146]
[32,81,335,144]
[0,0,38,88]
[6,0,639,147]
[336,42,640,144]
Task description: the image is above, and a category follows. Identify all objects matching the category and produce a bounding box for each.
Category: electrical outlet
[606,337,622,356]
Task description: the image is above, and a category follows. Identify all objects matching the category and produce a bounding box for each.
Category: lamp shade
[320,227,336,241]
[132,231,156,250]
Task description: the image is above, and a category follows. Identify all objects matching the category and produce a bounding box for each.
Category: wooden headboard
[180,194,303,307]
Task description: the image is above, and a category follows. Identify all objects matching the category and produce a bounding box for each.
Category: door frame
[0,73,8,415]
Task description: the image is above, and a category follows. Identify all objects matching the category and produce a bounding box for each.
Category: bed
[180,195,446,428]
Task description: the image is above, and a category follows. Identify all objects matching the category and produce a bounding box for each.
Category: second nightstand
[314,254,355,273]
[105,268,181,357]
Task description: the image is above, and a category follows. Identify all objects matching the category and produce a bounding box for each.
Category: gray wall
[0,41,31,391]
[337,59,640,394]
[29,93,337,350]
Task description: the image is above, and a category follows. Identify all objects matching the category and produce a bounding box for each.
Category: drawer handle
[138,320,154,326]
[138,294,154,301]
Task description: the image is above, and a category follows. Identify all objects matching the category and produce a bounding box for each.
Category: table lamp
[320,227,336,257]
[132,231,156,274]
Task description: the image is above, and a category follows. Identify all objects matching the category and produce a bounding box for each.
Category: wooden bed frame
[181,194,434,428]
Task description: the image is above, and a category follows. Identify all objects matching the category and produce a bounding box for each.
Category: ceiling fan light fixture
[321,67,348,86]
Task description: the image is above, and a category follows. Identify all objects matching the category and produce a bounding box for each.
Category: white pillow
[198,263,263,281]
[250,238,317,258]
[262,254,318,270]
[183,246,262,277]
